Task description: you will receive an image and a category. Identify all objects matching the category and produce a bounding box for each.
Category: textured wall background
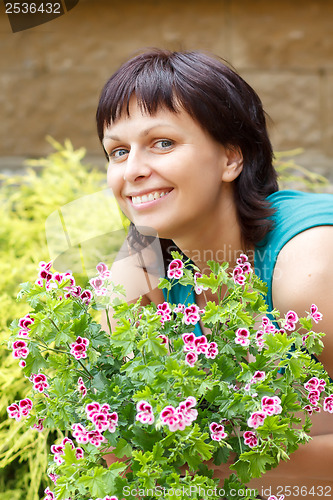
[0,0,332,177]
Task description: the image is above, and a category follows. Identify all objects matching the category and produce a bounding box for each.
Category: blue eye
[109,148,129,160]
[155,139,174,149]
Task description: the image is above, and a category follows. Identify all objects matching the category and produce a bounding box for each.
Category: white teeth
[131,191,169,205]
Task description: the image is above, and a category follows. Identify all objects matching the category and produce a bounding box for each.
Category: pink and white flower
[174,303,185,314]
[18,314,34,337]
[12,339,29,359]
[156,302,172,325]
[7,398,33,421]
[43,487,56,500]
[87,429,105,447]
[303,404,320,416]
[32,373,49,393]
[96,262,112,279]
[209,422,227,441]
[304,377,326,393]
[255,330,265,349]
[136,400,155,424]
[323,396,333,413]
[158,334,168,345]
[70,336,89,359]
[233,266,245,285]
[194,335,208,354]
[80,289,93,305]
[72,423,90,444]
[235,328,250,346]
[247,411,266,429]
[77,376,87,397]
[194,272,209,295]
[167,259,184,279]
[250,371,266,384]
[185,351,198,367]
[307,389,320,406]
[267,496,285,500]
[261,396,282,416]
[160,405,181,432]
[160,397,198,432]
[243,430,258,448]
[283,310,299,331]
[89,276,107,296]
[206,341,218,359]
[32,418,45,432]
[182,333,196,352]
[85,401,118,433]
[183,304,201,326]
[50,437,75,465]
[309,304,323,323]
[177,397,198,426]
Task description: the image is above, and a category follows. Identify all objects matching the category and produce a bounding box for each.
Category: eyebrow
[103,123,176,142]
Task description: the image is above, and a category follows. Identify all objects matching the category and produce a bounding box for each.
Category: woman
[96,49,333,498]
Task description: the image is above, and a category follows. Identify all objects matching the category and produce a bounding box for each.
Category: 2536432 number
[276,485,332,497]
[5,3,61,14]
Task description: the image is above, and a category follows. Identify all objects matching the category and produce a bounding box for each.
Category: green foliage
[274,149,330,192]
[6,254,333,500]
[0,137,108,499]
[0,139,331,499]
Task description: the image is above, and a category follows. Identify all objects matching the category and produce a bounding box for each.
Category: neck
[173,186,253,274]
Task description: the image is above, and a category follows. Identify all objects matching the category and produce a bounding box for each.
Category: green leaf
[113,438,132,458]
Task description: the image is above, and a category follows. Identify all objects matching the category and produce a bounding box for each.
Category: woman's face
[103,98,241,240]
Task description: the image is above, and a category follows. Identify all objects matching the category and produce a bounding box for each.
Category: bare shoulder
[272,225,333,376]
[101,240,165,333]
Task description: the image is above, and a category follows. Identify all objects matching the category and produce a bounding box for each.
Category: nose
[123,147,152,183]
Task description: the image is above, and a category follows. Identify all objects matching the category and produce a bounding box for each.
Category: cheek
[107,165,121,193]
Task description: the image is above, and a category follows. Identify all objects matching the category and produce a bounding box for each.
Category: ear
[221,145,243,182]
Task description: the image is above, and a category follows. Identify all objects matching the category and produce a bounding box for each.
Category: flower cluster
[303,376,332,415]
[209,422,227,441]
[248,396,282,429]
[50,437,84,465]
[71,401,119,449]
[160,396,198,432]
[7,256,333,500]
[37,261,92,305]
[89,262,112,296]
[86,402,118,433]
[7,398,33,421]
[70,336,89,360]
[136,400,155,424]
[182,333,218,366]
[255,316,280,350]
[232,253,252,285]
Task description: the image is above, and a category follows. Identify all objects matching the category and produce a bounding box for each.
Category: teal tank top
[162,190,333,337]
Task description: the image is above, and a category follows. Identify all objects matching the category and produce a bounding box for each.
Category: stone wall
[0,0,332,178]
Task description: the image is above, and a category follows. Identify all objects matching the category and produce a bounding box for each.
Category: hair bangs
[97,54,181,145]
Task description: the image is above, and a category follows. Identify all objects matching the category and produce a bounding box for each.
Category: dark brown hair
[96,49,278,269]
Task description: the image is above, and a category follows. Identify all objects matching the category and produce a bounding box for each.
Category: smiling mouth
[130,189,173,205]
